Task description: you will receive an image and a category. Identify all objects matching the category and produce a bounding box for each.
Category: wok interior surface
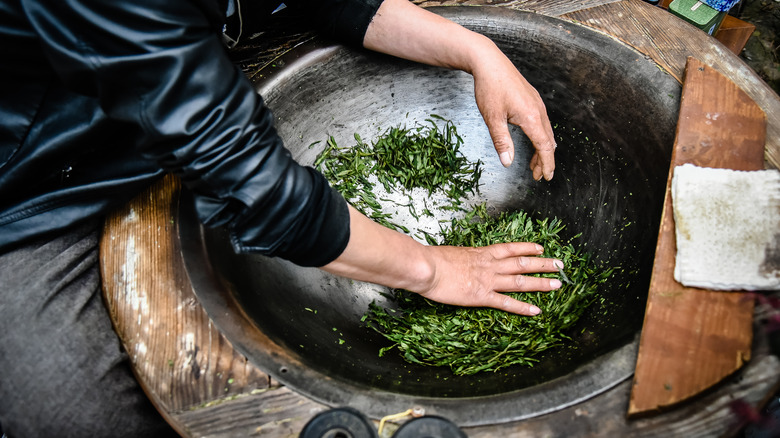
[180,8,681,425]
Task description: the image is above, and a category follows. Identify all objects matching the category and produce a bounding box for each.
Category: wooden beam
[563,0,780,169]
[715,14,756,55]
[628,57,765,417]
[100,175,273,435]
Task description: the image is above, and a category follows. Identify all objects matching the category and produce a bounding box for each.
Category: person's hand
[415,242,562,315]
[471,47,557,181]
[322,207,563,316]
[362,0,556,181]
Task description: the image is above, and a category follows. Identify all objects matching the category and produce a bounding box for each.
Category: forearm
[322,206,563,315]
[363,0,556,179]
[321,206,434,293]
[322,0,561,313]
[363,0,496,73]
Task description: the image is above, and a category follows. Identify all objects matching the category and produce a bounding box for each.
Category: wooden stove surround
[100,1,780,436]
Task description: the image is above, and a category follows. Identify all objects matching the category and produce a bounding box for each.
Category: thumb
[487,119,515,168]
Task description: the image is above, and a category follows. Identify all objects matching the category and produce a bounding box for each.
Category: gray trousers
[0,220,176,438]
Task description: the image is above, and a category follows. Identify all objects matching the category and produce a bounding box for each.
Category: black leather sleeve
[303,0,384,46]
[20,0,374,266]
[234,0,384,47]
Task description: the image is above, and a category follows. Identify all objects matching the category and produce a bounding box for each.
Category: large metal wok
[179,7,680,426]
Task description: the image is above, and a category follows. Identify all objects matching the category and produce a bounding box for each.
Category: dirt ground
[736,0,780,94]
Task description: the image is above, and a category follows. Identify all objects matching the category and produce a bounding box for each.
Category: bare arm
[363,0,556,180]
[322,206,563,316]
[322,1,563,315]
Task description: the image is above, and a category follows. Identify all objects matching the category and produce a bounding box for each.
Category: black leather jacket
[0,0,382,266]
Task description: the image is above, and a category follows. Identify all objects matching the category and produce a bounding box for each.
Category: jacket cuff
[295,186,351,267]
[227,183,351,268]
[314,0,385,47]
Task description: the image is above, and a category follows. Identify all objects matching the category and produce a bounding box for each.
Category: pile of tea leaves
[316,117,616,375]
[363,204,614,375]
[314,115,482,232]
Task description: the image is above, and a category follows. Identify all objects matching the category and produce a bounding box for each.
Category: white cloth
[671,163,780,291]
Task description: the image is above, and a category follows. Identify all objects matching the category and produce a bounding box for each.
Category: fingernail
[546,170,554,180]
[550,279,562,289]
[553,259,564,269]
[529,305,541,315]
[535,244,544,252]
[500,151,512,167]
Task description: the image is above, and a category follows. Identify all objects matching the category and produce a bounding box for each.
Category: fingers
[487,242,560,272]
[419,243,566,316]
[482,244,563,313]
[489,241,544,258]
[485,118,515,168]
[483,96,557,179]
[500,77,555,181]
[529,146,555,182]
[493,273,562,294]
[493,254,561,276]
[538,145,556,181]
[521,111,556,181]
[488,246,563,293]
[481,292,542,316]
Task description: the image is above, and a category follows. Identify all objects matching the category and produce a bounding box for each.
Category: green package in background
[669,0,727,35]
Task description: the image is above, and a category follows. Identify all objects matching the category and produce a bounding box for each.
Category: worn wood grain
[627,57,766,417]
[563,0,780,169]
[175,386,327,438]
[100,175,272,436]
[171,330,780,438]
[715,15,756,55]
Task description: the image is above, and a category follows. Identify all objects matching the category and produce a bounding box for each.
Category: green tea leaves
[317,117,618,375]
[365,205,612,375]
[315,118,482,232]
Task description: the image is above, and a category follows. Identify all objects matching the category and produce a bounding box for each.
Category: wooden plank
[714,15,756,55]
[655,2,755,56]
[627,57,766,417]
[563,0,780,169]
[175,386,326,438]
[100,175,273,435]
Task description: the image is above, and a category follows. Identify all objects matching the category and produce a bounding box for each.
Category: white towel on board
[671,163,780,291]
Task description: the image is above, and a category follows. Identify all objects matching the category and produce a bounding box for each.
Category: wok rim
[178,7,674,426]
